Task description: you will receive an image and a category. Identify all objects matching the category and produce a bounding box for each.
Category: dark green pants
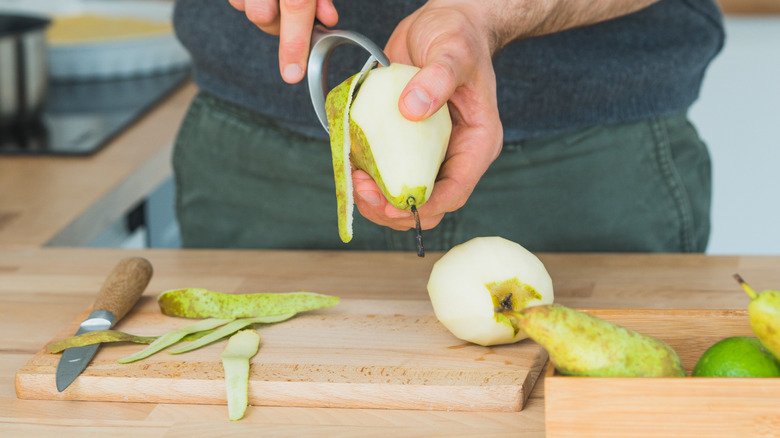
[173,91,711,252]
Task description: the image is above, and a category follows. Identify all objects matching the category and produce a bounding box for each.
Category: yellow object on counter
[46,14,172,45]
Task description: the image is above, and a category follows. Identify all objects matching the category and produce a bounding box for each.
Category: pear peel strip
[46,330,158,353]
[158,288,340,319]
[117,318,234,364]
[47,328,226,354]
[325,69,365,243]
[222,329,261,421]
[341,69,362,242]
[168,313,295,354]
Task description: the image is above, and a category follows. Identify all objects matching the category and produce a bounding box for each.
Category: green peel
[46,330,158,353]
[158,288,339,319]
[222,329,261,421]
[168,313,295,354]
[117,318,233,363]
[46,328,221,354]
[325,71,364,243]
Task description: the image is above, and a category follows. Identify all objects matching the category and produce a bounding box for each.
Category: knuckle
[244,2,277,25]
[444,37,474,61]
[279,38,309,58]
[228,0,245,11]
[426,62,459,96]
[281,0,313,12]
[451,197,468,212]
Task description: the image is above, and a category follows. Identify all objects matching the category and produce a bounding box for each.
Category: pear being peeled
[427,236,554,346]
[325,63,452,243]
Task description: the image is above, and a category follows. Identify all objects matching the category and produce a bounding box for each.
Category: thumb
[398,60,462,122]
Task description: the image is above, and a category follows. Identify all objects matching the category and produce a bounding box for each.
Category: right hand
[351,2,503,233]
[228,0,338,83]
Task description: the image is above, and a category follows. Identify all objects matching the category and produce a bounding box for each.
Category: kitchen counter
[2,247,778,436]
[0,81,198,248]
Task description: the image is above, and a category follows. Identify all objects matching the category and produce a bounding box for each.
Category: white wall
[689,16,780,255]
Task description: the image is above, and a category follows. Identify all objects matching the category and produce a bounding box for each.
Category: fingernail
[358,190,382,206]
[283,64,302,82]
[403,88,431,118]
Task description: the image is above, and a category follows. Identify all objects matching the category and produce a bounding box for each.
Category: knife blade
[56,257,153,392]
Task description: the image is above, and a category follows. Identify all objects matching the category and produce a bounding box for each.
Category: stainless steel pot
[0,14,50,129]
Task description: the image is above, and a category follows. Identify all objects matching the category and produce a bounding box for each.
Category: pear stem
[410,204,424,258]
[496,308,526,335]
[734,273,758,300]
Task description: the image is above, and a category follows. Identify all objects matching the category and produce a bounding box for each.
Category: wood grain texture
[2,249,780,437]
[16,297,548,411]
[545,309,780,438]
[719,0,780,14]
[93,258,153,320]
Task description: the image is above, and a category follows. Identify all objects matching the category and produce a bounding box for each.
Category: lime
[692,336,780,377]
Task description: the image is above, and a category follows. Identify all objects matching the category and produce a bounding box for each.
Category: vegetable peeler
[307,23,391,133]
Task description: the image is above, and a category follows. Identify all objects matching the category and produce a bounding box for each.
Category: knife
[56,257,153,392]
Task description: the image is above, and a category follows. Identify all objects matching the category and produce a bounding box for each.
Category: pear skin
[735,274,780,361]
[158,288,339,318]
[324,71,364,242]
[517,304,686,377]
[46,330,157,353]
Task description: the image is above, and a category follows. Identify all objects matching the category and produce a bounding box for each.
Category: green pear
[515,304,686,377]
[735,274,780,361]
[325,63,452,252]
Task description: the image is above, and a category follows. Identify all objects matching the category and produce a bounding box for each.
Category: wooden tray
[544,309,780,438]
[16,296,548,412]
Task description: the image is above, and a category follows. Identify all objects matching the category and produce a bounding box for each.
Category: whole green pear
[735,274,780,361]
[515,304,685,377]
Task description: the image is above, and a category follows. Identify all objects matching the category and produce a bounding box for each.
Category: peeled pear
[427,236,554,346]
[735,274,780,361]
[325,63,452,251]
[518,304,686,377]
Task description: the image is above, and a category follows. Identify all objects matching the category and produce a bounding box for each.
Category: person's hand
[228,0,338,83]
[353,1,503,232]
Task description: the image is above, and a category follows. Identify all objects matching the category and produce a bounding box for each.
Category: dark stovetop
[0,68,191,156]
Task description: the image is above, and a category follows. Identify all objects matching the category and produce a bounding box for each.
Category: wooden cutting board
[15,295,547,412]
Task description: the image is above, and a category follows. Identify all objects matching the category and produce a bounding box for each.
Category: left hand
[352,1,503,231]
[228,0,338,83]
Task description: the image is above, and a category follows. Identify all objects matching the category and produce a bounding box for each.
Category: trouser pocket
[457,113,711,252]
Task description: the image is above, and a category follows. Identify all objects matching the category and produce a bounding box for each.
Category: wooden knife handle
[92,257,153,322]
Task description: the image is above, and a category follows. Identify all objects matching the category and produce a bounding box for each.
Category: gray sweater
[173,0,723,142]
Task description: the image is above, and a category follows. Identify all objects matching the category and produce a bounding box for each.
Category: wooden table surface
[2,247,778,437]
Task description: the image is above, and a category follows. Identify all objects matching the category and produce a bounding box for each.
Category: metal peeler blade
[307,24,391,133]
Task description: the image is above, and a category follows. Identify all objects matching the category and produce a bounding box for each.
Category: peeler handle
[307,24,391,133]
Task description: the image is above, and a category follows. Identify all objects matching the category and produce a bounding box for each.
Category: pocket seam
[651,117,696,252]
